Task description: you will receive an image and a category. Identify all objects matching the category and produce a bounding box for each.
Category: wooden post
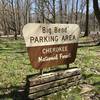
[40,69,43,75]
[67,64,69,69]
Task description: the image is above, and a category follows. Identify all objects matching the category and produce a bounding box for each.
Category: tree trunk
[75,0,78,24]
[53,0,56,23]
[79,0,86,32]
[59,0,63,23]
[93,0,100,25]
[14,32,18,40]
[93,14,96,31]
[93,0,100,45]
[71,0,74,23]
[64,0,67,22]
[11,0,17,40]
[41,1,45,23]
[84,0,89,36]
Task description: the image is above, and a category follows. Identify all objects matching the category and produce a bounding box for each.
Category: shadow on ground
[0,85,26,100]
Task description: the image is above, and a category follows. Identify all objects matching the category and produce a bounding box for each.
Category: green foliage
[0,38,100,100]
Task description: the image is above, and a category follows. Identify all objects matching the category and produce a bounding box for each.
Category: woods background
[0,0,100,39]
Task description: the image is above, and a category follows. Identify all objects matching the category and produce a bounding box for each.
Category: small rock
[80,84,94,94]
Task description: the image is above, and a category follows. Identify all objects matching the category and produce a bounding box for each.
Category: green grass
[71,46,100,68]
[0,38,37,88]
[0,37,100,100]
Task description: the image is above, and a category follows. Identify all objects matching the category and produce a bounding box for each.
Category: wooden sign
[23,23,80,69]
[25,68,81,99]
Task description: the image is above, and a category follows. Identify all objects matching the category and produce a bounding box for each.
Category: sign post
[23,23,81,99]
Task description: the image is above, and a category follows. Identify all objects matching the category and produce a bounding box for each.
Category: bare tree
[24,0,32,24]
[52,0,56,23]
[0,0,8,35]
[16,0,21,35]
[93,0,100,45]
[75,0,78,24]
[84,0,89,36]
[93,0,100,25]
[64,0,68,22]
[71,0,74,23]
[59,0,63,23]
[0,0,100,39]
[79,0,86,32]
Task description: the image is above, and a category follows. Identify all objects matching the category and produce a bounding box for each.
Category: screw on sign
[23,23,80,70]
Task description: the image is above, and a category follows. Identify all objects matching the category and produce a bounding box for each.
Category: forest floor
[0,36,100,100]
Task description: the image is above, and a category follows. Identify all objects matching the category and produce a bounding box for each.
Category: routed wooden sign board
[23,23,80,69]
